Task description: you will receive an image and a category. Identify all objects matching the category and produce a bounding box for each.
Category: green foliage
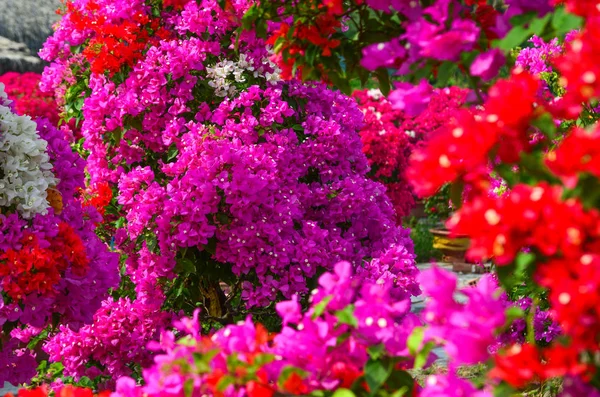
[408,218,442,263]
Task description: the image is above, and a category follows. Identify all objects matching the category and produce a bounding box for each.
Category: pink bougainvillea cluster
[353,86,467,218]
[38,0,417,384]
[0,87,118,385]
[0,72,60,126]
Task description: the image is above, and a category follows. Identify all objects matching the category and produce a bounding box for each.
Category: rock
[0,0,61,55]
[0,36,42,74]
[0,0,61,73]
[0,382,19,395]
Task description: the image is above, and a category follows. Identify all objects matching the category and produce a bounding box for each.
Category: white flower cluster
[206,52,282,97]
[0,83,58,219]
[366,88,383,100]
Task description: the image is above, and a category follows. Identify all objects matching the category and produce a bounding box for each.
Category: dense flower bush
[38,0,416,384]
[110,262,501,397]
[407,0,600,393]
[0,85,119,385]
[353,87,467,218]
[3,0,594,395]
[0,73,60,126]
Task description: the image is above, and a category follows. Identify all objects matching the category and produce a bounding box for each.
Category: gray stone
[0,36,42,74]
[0,0,61,73]
[0,382,19,395]
[0,0,61,55]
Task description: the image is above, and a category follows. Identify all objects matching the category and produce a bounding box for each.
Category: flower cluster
[8,385,110,397]
[406,2,600,392]
[353,86,467,218]
[0,86,58,218]
[108,260,513,396]
[0,88,119,385]
[40,0,415,383]
[0,73,60,126]
[110,262,415,397]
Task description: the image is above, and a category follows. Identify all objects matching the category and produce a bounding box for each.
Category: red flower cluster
[408,70,541,197]
[354,87,467,218]
[490,343,592,388]
[537,255,600,349]
[551,7,600,118]
[0,72,60,125]
[546,126,600,186]
[448,183,600,264]
[63,1,167,75]
[0,223,89,301]
[8,386,110,397]
[80,182,113,216]
[267,6,341,79]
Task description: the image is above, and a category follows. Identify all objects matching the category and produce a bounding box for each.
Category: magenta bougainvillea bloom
[39,0,417,382]
[0,88,118,385]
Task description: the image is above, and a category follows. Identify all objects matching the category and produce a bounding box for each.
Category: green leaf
[551,6,583,35]
[174,257,196,275]
[529,12,552,37]
[435,62,457,87]
[216,375,236,392]
[167,144,179,162]
[367,343,386,360]
[515,252,536,276]
[332,389,355,397]
[532,113,557,140]
[335,305,358,327]
[375,67,391,96]
[496,262,517,290]
[305,46,320,67]
[493,382,516,397]
[407,326,424,356]
[495,25,530,51]
[328,71,351,95]
[385,369,415,392]
[184,378,194,397]
[241,5,259,31]
[414,341,436,370]
[365,359,392,395]
[312,295,333,319]
[505,306,525,322]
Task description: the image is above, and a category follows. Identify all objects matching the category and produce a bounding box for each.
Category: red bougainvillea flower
[552,19,600,118]
[407,109,498,197]
[246,380,275,397]
[80,181,113,216]
[408,70,541,196]
[490,344,545,388]
[554,0,600,17]
[0,223,89,300]
[447,183,600,264]
[283,372,309,395]
[536,254,600,348]
[546,126,600,187]
[7,386,110,397]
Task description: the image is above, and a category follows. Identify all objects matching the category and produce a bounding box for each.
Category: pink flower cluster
[0,111,119,384]
[113,261,422,396]
[353,86,467,218]
[39,0,416,382]
[0,73,60,126]
[111,261,509,396]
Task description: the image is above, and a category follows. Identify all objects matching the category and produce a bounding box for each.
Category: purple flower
[421,371,492,397]
[388,80,434,117]
[360,39,407,71]
[471,49,506,82]
[420,268,505,366]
